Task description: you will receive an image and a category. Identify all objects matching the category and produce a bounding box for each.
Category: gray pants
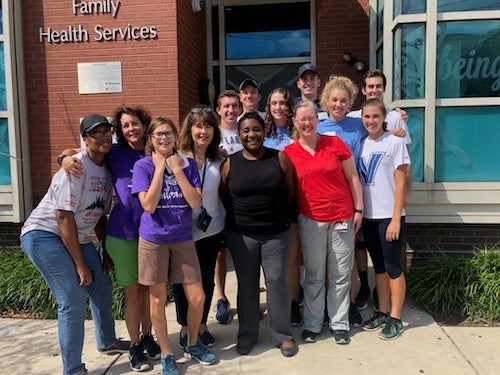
[298,215,355,332]
[226,229,293,346]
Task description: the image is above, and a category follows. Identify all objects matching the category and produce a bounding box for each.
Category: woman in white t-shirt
[358,99,411,341]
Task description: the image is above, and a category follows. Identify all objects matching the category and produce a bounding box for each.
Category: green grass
[407,248,500,322]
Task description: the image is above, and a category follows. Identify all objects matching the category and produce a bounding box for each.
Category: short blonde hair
[320,75,358,110]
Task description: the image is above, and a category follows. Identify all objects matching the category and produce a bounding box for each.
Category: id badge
[334,221,348,232]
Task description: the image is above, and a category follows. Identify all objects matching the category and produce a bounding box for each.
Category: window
[436,20,500,98]
[393,0,426,15]
[393,23,425,100]
[437,0,500,12]
[435,107,500,182]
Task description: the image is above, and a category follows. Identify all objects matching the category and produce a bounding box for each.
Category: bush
[407,248,500,322]
[0,248,125,319]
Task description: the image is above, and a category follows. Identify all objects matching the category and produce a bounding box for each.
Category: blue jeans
[21,230,117,375]
[298,215,355,332]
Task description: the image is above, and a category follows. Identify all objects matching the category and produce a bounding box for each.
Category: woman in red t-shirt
[284,100,363,346]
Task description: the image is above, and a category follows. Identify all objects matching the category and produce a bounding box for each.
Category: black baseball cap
[238,78,260,91]
[80,114,112,136]
[298,63,319,78]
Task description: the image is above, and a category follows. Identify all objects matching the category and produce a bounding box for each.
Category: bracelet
[57,154,68,165]
[354,209,363,214]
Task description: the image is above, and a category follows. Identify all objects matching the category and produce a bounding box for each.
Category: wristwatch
[57,154,67,165]
[354,209,363,214]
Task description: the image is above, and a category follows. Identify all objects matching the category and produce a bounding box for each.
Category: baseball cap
[238,78,260,92]
[80,114,112,136]
[298,63,319,78]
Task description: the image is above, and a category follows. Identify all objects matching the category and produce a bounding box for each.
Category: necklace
[194,153,206,159]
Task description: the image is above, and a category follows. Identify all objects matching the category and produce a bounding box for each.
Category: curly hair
[320,75,359,111]
[178,106,222,162]
[263,88,295,139]
[112,106,151,148]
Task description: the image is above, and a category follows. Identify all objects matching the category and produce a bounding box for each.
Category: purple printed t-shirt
[106,144,145,240]
[131,155,201,244]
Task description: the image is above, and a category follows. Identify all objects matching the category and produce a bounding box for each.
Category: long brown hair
[264,88,295,138]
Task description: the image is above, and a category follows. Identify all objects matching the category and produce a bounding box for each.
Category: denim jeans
[21,230,117,375]
[298,215,355,332]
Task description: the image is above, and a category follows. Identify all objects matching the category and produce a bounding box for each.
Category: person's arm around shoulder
[60,148,85,179]
[278,151,295,203]
[341,156,363,233]
[56,209,93,286]
[168,154,201,210]
[137,152,166,213]
[219,157,231,210]
[386,164,408,242]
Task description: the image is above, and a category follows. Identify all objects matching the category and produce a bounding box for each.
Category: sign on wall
[77,62,122,94]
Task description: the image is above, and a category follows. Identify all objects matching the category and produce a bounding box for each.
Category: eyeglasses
[191,107,212,114]
[86,129,114,139]
[151,131,175,139]
[296,117,318,125]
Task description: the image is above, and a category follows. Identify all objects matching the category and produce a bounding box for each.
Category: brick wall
[22,0,182,199]
[316,0,369,109]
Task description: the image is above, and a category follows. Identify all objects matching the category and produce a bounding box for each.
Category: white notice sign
[78,61,122,94]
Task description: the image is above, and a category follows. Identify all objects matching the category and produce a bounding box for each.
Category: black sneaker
[355,286,370,310]
[215,299,231,324]
[349,303,362,327]
[141,333,161,361]
[332,330,350,345]
[98,339,131,355]
[362,311,389,331]
[379,317,404,340]
[290,300,303,326]
[129,341,151,372]
[372,288,379,312]
[301,329,318,343]
[199,331,215,348]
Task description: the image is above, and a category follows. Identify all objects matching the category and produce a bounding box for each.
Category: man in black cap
[296,63,327,120]
[238,78,265,119]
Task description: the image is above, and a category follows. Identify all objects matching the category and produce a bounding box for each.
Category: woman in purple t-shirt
[131,116,217,374]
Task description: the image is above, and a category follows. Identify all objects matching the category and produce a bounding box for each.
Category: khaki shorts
[138,237,201,286]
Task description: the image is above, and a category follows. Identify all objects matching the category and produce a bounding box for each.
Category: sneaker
[129,341,151,372]
[161,354,179,375]
[349,303,362,327]
[183,342,217,365]
[72,369,88,375]
[179,332,187,349]
[372,288,379,312]
[362,311,389,331]
[199,331,215,347]
[215,299,231,324]
[379,317,404,340]
[98,339,131,355]
[301,329,318,343]
[290,300,303,326]
[355,286,370,310]
[332,330,350,345]
[141,333,161,360]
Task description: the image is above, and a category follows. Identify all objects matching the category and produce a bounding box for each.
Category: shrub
[407,248,500,322]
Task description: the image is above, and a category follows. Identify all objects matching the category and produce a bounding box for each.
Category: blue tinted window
[406,108,424,182]
[435,107,500,182]
[224,3,310,60]
[438,0,500,12]
[0,43,6,110]
[436,20,500,98]
[394,0,426,15]
[0,118,11,185]
[393,23,425,99]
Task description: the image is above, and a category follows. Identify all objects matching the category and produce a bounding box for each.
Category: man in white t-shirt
[348,69,412,312]
[214,90,243,324]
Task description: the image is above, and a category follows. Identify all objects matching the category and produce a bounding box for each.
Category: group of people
[19,64,411,375]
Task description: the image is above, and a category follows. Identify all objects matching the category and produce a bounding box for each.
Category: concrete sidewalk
[1,258,499,375]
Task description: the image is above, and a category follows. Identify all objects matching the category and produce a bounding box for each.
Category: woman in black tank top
[220,112,298,358]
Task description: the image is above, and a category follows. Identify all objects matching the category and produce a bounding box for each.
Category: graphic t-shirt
[358,132,411,219]
[131,154,201,244]
[106,144,145,240]
[219,127,243,155]
[21,151,112,244]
